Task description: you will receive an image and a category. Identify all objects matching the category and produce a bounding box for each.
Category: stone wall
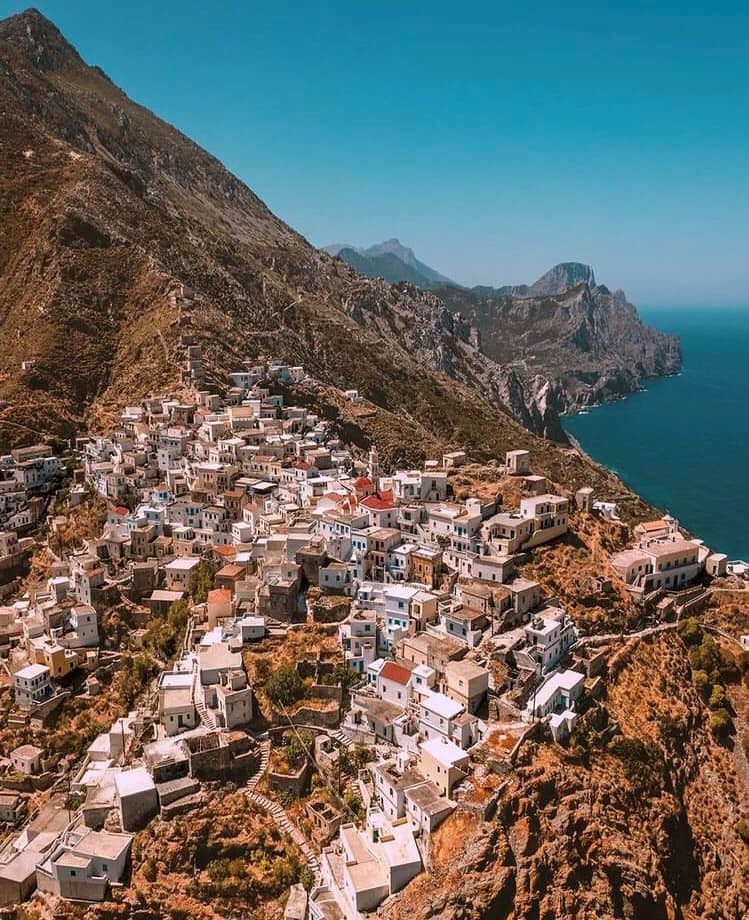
[268,760,309,798]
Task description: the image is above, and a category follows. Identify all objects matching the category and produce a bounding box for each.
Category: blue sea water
[563,307,749,561]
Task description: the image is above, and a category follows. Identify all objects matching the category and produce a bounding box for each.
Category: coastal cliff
[330,245,684,420]
[440,269,682,414]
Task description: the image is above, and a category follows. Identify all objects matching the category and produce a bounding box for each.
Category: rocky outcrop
[440,273,682,414]
[330,242,682,426]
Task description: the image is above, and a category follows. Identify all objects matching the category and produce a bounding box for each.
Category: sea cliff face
[439,271,683,416]
[328,246,683,432]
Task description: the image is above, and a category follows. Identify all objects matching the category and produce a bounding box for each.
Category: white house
[13,664,53,711]
[526,668,585,720]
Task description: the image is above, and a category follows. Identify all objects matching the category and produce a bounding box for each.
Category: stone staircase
[247,739,270,792]
[246,790,320,872]
[194,695,217,731]
[330,728,353,749]
[192,671,217,731]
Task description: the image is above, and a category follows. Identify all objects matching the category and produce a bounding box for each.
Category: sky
[5,1,749,304]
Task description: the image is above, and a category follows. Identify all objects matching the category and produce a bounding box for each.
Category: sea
[562,306,749,562]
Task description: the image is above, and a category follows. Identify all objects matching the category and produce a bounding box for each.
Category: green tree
[265,665,306,708]
[188,560,214,604]
[285,730,314,766]
[678,617,702,646]
[692,669,710,699]
[342,785,362,815]
[299,866,316,891]
[324,661,358,691]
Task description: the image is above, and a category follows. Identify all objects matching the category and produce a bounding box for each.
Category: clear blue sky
[6,1,749,304]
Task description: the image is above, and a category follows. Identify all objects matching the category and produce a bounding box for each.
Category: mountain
[0,8,569,453]
[477,261,598,298]
[1,13,746,920]
[327,241,681,415]
[323,238,455,288]
[0,7,676,461]
[441,267,682,415]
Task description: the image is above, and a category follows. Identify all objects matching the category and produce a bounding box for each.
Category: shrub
[300,866,316,891]
[142,859,157,882]
[678,617,702,646]
[255,658,271,682]
[708,708,733,739]
[188,560,214,604]
[265,665,306,708]
[690,636,721,675]
[322,662,358,691]
[693,670,710,699]
[709,684,728,710]
[736,820,749,845]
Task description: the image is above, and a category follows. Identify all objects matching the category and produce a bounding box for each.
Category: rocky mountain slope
[0,9,582,449]
[384,630,749,920]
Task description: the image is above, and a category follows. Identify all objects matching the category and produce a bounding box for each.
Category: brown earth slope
[384,632,749,920]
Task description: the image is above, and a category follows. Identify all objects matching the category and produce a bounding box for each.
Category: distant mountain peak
[528,262,596,297]
[324,238,454,288]
[0,7,83,72]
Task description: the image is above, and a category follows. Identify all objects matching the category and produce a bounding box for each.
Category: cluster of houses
[10,358,728,916]
[610,514,728,597]
[0,444,63,574]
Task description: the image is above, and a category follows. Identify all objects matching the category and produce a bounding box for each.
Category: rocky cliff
[328,243,682,417]
[440,269,682,414]
[383,631,749,920]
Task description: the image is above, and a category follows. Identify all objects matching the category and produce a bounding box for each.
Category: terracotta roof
[639,520,668,532]
[353,476,373,489]
[380,661,412,685]
[361,490,395,511]
[112,506,128,516]
[207,588,232,603]
[216,564,245,579]
[214,545,236,558]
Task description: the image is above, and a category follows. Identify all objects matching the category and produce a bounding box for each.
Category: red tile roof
[207,588,232,603]
[639,520,668,532]
[361,490,395,511]
[380,662,412,685]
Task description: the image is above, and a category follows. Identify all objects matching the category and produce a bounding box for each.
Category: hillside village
[0,356,747,920]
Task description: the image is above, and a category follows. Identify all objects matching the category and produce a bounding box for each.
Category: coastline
[562,310,749,562]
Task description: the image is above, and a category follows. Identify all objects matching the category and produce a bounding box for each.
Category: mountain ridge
[323,238,455,288]
[0,7,677,460]
[327,241,681,414]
